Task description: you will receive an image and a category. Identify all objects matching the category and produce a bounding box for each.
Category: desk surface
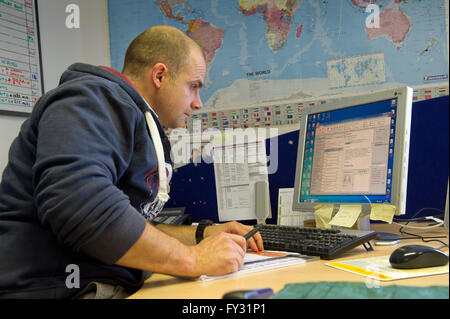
[129,223,449,299]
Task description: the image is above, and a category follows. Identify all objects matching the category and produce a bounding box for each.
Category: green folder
[272,281,449,299]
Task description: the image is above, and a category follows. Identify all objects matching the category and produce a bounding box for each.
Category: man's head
[123,25,206,128]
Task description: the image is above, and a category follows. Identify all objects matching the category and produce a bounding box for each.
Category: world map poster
[108,0,449,110]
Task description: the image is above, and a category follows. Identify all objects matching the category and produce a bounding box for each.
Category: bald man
[0,26,263,299]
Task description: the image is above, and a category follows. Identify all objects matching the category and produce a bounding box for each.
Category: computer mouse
[389,245,449,269]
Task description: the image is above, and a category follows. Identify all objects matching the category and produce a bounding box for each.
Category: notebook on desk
[193,251,318,282]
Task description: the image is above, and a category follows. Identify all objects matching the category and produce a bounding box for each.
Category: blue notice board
[404,95,449,219]
[165,95,449,222]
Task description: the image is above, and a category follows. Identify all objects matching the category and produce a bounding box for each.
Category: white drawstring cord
[141,110,170,219]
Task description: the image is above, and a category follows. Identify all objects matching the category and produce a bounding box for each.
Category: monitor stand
[374,231,402,245]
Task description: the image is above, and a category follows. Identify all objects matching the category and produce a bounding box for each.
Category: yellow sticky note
[370,204,397,224]
[329,205,362,228]
[314,204,334,229]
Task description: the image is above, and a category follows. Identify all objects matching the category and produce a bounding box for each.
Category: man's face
[156,49,206,128]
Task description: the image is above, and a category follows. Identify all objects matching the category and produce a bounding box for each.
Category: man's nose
[191,91,202,110]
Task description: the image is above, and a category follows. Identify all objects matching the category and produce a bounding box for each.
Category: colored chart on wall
[0,0,43,115]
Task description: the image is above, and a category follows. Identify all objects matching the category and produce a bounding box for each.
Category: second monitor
[292,87,413,216]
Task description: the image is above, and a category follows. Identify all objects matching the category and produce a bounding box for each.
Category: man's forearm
[154,223,198,245]
[115,222,196,276]
[115,220,259,278]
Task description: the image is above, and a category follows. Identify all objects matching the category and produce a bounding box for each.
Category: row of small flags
[184,102,316,131]
[163,86,448,135]
[413,87,448,101]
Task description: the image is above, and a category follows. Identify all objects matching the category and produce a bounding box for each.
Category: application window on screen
[300,98,397,204]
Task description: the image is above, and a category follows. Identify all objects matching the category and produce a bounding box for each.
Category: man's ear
[151,63,169,89]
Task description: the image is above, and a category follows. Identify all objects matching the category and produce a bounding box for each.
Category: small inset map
[327,52,386,89]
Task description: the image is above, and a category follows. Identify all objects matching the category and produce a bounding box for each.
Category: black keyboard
[258,224,377,260]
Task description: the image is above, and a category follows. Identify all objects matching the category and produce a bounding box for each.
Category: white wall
[0,0,110,179]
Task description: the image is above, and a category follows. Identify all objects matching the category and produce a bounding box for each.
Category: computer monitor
[292,87,413,216]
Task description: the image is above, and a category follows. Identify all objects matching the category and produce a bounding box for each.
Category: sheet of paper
[196,251,319,282]
[314,204,334,228]
[278,188,314,226]
[213,138,269,221]
[329,204,362,228]
[244,250,296,262]
[326,256,449,281]
[370,204,397,223]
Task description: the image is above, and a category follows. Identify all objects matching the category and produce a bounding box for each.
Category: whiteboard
[0,0,43,115]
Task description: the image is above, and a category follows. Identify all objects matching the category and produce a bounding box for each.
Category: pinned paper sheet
[370,204,397,224]
[278,188,315,226]
[329,205,362,228]
[314,204,334,229]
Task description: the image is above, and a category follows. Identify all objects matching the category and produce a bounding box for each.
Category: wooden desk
[129,223,449,299]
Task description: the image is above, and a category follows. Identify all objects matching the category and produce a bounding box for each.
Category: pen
[244,224,263,240]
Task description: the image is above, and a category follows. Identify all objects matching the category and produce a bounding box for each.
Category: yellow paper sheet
[370,204,397,223]
[314,204,334,229]
[329,204,362,228]
[326,256,449,281]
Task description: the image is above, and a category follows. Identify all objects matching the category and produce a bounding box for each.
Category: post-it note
[314,204,334,229]
[329,204,362,228]
[370,204,397,223]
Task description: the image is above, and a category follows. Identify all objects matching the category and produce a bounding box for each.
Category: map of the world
[108,0,449,110]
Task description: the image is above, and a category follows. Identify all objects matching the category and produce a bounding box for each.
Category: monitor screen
[293,87,413,215]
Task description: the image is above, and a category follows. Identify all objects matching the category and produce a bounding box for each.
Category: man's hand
[185,221,265,277]
[204,221,264,252]
[187,231,247,277]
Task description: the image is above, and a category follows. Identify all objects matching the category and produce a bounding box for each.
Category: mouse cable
[394,207,444,224]
[397,226,448,247]
[392,214,444,223]
[393,207,448,247]
[393,207,445,233]
[392,217,444,229]
[399,229,448,247]
[392,235,448,240]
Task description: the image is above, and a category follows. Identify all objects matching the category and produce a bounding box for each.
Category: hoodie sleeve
[32,81,148,265]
